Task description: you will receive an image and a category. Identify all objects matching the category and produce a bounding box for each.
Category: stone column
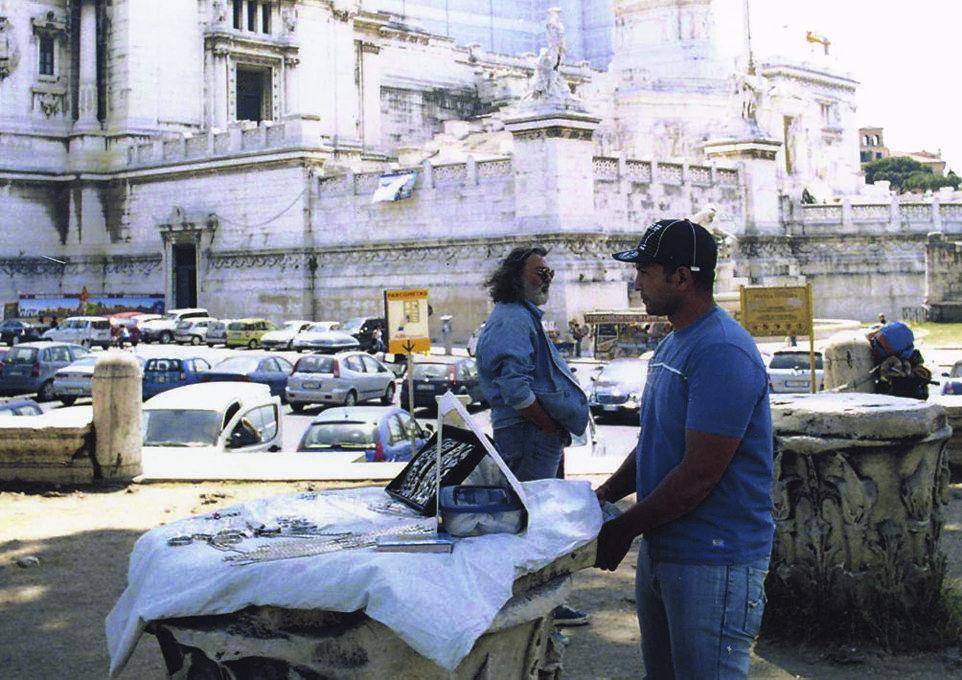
[75,0,100,131]
[212,47,230,128]
[704,137,783,235]
[283,54,299,117]
[769,393,951,627]
[822,330,876,393]
[359,42,382,150]
[91,352,143,481]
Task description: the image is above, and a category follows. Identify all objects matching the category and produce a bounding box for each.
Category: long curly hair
[485,246,548,304]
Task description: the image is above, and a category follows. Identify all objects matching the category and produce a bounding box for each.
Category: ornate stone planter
[769,393,952,619]
[932,395,962,469]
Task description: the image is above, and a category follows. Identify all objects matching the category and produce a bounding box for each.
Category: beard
[524,280,550,306]
[640,294,677,317]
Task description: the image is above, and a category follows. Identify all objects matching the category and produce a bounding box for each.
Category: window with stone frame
[38,35,55,76]
[229,0,273,35]
[236,65,271,122]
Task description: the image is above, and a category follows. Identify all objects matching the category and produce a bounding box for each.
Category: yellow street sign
[384,289,431,354]
[739,284,811,337]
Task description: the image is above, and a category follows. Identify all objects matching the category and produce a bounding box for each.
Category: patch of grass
[910,322,962,348]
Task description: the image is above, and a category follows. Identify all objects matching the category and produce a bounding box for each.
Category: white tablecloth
[106,480,601,676]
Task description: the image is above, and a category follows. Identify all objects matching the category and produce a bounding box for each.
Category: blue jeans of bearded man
[635,539,769,679]
[493,421,565,481]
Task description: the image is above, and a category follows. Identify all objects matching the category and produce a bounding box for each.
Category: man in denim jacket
[476,245,590,626]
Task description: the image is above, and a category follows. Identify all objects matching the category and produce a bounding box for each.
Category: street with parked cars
[2,316,960,467]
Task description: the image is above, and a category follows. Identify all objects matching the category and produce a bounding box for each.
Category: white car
[292,322,359,353]
[141,382,282,455]
[174,318,216,345]
[53,354,145,406]
[42,316,112,349]
[140,308,210,344]
[767,350,824,393]
[261,320,316,351]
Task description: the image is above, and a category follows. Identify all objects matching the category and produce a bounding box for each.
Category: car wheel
[190,335,201,346]
[287,341,294,350]
[160,331,173,344]
[10,335,18,346]
[381,382,396,405]
[207,343,215,348]
[81,339,91,349]
[37,381,55,402]
[247,339,258,350]
[344,390,357,407]
[60,396,77,406]
[290,402,305,414]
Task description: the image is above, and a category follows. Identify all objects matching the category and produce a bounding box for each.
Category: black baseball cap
[612,218,717,272]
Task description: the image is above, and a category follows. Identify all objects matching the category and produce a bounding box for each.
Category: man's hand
[594,518,634,571]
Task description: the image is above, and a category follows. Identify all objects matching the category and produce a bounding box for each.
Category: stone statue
[0,17,20,80]
[545,7,566,68]
[281,6,297,33]
[211,0,228,25]
[734,72,762,123]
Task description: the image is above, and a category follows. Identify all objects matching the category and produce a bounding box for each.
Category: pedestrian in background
[475,245,591,627]
[595,218,774,679]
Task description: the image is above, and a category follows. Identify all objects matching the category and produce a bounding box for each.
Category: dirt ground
[1,477,960,679]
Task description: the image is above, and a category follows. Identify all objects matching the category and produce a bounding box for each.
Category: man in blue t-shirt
[595,218,774,679]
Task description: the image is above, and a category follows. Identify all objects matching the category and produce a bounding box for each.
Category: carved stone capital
[31,11,68,39]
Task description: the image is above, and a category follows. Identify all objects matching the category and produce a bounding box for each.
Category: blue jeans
[635,539,769,680]
[493,421,565,482]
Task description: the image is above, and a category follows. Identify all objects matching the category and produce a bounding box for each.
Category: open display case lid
[385,392,529,530]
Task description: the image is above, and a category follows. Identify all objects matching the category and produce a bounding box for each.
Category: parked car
[226,318,278,349]
[0,342,88,401]
[42,316,112,349]
[399,357,484,411]
[174,318,216,345]
[297,406,429,462]
[565,414,607,458]
[292,323,360,353]
[941,360,962,395]
[260,320,315,351]
[140,308,210,344]
[341,316,386,352]
[52,354,146,406]
[200,354,294,398]
[206,319,231,347]
[767,350,824,393]
[0,397,43,417]
[142,356,212,400]
[1,319,46,346]
[588,357,649,419]
[467,322,485,357]
[285,351,397,412]
[142,382,282,454]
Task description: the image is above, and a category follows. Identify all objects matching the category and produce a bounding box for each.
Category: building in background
[0,0,958,334]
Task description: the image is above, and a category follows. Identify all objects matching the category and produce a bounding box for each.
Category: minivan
[226,318,277,349]
[42,316,112,349]
[0,342,89,401]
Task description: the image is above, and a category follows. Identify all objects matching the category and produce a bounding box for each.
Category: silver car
[588,358,649,419]
[285,351,396,412]
[767,350,824,393]
[292,323,360,353]
[52,354,146,406]
[206,320,231,347]
[174,318,215,345]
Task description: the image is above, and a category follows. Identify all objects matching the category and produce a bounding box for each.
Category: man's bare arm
[595,429,741,570]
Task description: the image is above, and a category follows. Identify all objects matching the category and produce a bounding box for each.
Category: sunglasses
[535,266,555,283]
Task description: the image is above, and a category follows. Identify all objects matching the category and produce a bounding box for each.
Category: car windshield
[341,318,365,333]
[228,322,245,330]
[770,353,823,370]
[176,321,192,329]
[164,313,179,321]
[142,409,221,447]
[282,321,304,330]
[145,358,182,372]
[295,355,335,374]
[598,361,646,383]
[69,356,98,368]
[5,347,37,364]
[301,421,376,450]
[214,357,262,373]
[413,363,451,380]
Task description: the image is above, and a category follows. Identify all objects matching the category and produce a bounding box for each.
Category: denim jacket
[476,301,589,436]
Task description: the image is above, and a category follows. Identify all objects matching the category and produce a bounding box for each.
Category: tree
[863,156,958,194]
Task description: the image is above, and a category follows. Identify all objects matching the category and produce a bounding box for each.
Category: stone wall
[924,232,962,322]
[0,407,96,484]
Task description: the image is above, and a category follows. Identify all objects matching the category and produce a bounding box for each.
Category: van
[41,316,112,349]
[225,318,277,349]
